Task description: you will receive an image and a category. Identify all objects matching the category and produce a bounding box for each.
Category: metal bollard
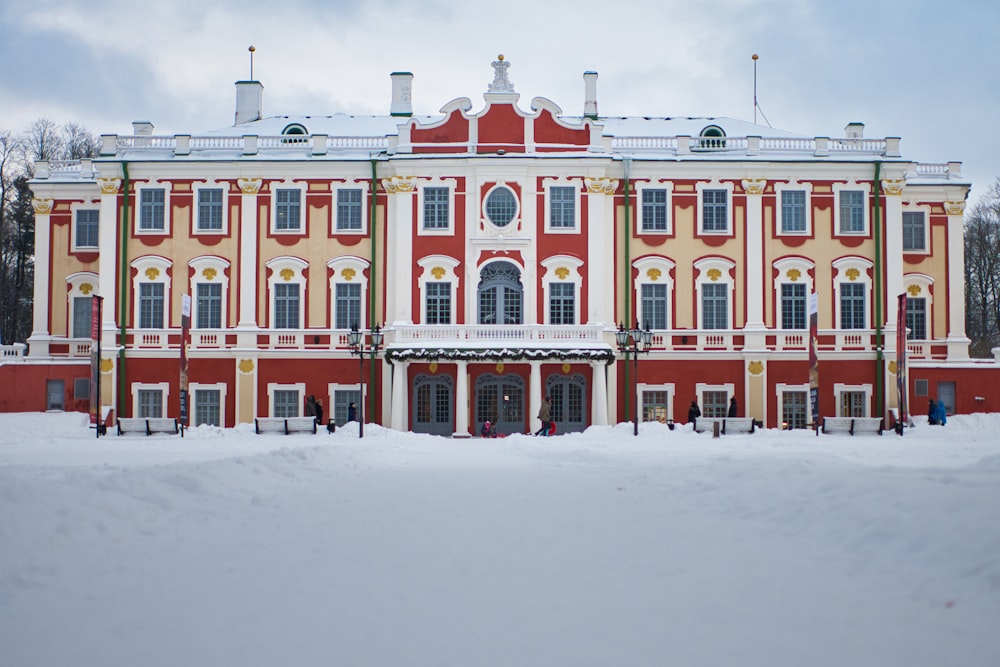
[712,421,721,438]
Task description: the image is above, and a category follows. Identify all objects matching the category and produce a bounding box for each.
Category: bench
[254,417,317,435]
[822,416,884,436]
[117,417,179,436]
[693,417,756,434]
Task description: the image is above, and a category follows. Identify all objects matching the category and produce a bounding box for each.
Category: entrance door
[475,374,525,435]
[46,379,65,411]
[936,381,956,416]
[412,374,453,436]
[546,374,587,433]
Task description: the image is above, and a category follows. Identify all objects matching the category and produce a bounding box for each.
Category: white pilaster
[586,177,618,325]
[529,361,542,433]
[27,198,53,356]
[454,360,470,436]
[591,360,608,425]
[882,181,905,328]
[97,179,121,334]
[741,179,766,335]
[237,178,261,330]
[382,177,416,324]
[390,359,408,430]
[607,358,619,424]
[945,199,971,359]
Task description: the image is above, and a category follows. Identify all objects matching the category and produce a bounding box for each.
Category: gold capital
[944,200,965,216]
[741,178,766,195]
[238,178,262,195]
[97,178,122,195]
[585,177,618,195]
[31,198,54,214]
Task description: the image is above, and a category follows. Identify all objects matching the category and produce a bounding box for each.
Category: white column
[607,358,619,424]
[27,198,53,356]
[882,183,904,330]
[741,179,766,336]
[453,360,470,437]
[591,360,608,425]
[390,360,408,430]
[237,178,261,329]
[382,177,416,325]
[529,361,542,433]
[586,178,618,325]
[945,199,971,359]
[97,179,120,333]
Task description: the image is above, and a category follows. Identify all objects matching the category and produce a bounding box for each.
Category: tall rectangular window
[703,390,728,418]
[336,189,363,231]
[273,389,299,418]
[196,283,222,329]
[138,283,164,329]
[197,188,224,231]
[76,210,99,247]
[549,282,575,325]
[335,283,361,329]
[641,189,668,231]
[702,189,728,232]
[334,389,361,425]
[702,283,728,329]
[839,283,866,329]
[425,282,451,325]
[839,191,865,233]
[782,391,808,429]
[275,189,301,231]
[137,389,163,418]
[781,283,807,329]
[194,389,221,426]
[780,191,806,233]
[840,391,866,417]
[549,186,576,229]
[139,189,165,231]
[423,187,449,230]
[642,390,670,424]
[641,283,668,330]
[72,297,91,338]
[274,283,300,329]
[906,297,927,340]
[902,212,926,251]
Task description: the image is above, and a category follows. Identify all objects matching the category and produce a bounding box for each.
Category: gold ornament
[202,268,217,281]
[495,362,505,373]
[342,268,356,281]
[747,361,764,376]
[238,359,255,374]
[145,267,160,280]
[707,268,722,282]
[907,284,922,296]
[100,358,114,373]
[787,268,801,282]
[431,267,446,280]
[846,268,860,281]
[80,283,94,295]
[555,267,570,280]
[429,362,438,373]
[280,268,295,282]
[646,268,662,281]
[238,178,261,195]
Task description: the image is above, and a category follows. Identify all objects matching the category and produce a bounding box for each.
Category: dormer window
[699,125,726,149]
[281,123,308,143]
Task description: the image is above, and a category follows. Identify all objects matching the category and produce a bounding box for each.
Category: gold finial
[498,54,504,61]
[248,45,256,80]
[752,53,758,60]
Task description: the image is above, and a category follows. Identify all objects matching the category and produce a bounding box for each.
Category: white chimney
[845,122,864,139]
[235,80,264,125]
[390,72,413,117]
[132,121,154,136]
[583,71,598,119]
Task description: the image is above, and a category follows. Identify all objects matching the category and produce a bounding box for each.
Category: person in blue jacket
[930,399,947,426]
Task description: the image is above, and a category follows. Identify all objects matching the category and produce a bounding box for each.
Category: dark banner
[809,291,819,433]
[897,293,908,431]
[180,294,191,429]
[90,295,103,430]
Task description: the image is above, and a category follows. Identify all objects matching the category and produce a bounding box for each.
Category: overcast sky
[2,0,997,200]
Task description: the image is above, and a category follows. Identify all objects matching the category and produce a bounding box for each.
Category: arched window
[699,125,726,149]
[478,261,523,325]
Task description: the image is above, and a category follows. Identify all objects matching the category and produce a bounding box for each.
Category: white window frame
[543,178,582,234]
[696,181,733,235]
[482,182,521,230]
[190,382,228,427]
[637,382,675,424]
[417,179,457,236]
[540,256,583,325]
[332,181,369,235]
[271,182,307,234]
[131,381,169,418]
[903,274,935,341]
[66,272,99,338]
[417,255,460,325]
[130,255,172,330]
[833,383,872,418]
[328,255,371,330]
[267,382,306,418]
[774,182,812,236]
[636,182,673,234]
[193,183,229,235]
[694,257,735,330]
[71,204,101,250]
[901,207,931,254]
[633,256,675,330]
[189,256,230,330]
[135,183,170,235]
[327,382,365,424]
[832,257,873,331]
[776,383,812,428]
[265,256,308,329]
[695,382,735,418]
[833,182,871,236]
[773,257,814,330]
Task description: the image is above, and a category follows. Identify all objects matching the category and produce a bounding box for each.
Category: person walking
[535,396,552,436]
[305,394,317,418]
[347,402,357,422]
[315,398,324,426]
[728,396,738,418]
[687,399,701,429]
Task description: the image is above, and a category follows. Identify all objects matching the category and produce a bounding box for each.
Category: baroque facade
[8,56,995,431]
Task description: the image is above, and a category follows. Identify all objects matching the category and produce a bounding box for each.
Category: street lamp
[616,322,653,436]
[348,322,383,438]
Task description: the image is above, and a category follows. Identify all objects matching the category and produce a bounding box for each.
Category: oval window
[485,186,517,227]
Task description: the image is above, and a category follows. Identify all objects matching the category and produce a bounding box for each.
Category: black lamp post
[616,322,653,436]
[348,322,383,438]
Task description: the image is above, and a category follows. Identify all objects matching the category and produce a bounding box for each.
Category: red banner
[897,293,908,431]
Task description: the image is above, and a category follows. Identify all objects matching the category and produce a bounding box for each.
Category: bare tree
[63,122,101,160]
[24,118,65,165]
[964,179,1000,357]
[0,130,28,344]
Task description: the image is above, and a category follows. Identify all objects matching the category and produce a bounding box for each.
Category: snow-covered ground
[1,412,999,667]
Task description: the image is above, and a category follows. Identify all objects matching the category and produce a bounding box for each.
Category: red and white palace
[5,56,998,433]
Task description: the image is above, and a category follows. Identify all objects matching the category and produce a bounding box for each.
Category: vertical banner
[808,291,819,435]
[896,293,908,434]
[90,295,103,435]
[180,293,191,433]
